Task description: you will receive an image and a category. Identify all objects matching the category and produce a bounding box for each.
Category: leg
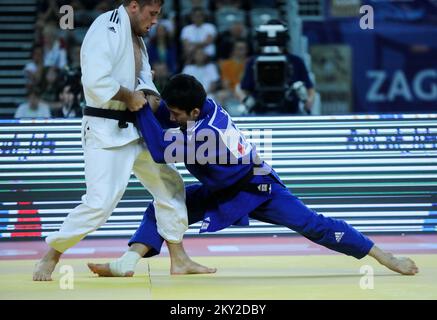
[250,184,374,259]
[33,247,62,281]
[88,184,216,276]
[250,184,418,275]
[133,149,188,243]
[133,150,216,274]
[167,241,217,275]
[34,141,138,281]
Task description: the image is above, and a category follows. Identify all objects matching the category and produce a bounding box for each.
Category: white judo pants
[46,138,187,253]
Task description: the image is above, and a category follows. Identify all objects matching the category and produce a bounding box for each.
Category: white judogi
[46,5,188,253]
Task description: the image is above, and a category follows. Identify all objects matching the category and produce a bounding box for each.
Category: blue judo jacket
[136,98,285,233]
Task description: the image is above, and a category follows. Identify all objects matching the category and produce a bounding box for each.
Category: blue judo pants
[129,182,374,259]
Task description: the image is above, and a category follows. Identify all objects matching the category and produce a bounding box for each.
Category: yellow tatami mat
[0,254,436,300]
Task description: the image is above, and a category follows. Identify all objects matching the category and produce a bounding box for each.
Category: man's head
[124,0,164,37]
[27,87,41,110]
[161,74,206,129]
[191,7,206,26]
[59,85,75,106]
[231,40,248,60]
[31,46,43,62]
[229,21,246,38]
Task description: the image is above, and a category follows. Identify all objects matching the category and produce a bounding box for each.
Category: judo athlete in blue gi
[88,74,418,277]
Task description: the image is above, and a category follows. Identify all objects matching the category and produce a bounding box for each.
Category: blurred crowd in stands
[17,0,303,118]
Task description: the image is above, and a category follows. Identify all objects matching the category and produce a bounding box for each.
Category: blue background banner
[304,0,437,113]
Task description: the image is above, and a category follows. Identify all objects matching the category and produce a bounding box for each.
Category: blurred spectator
[181,0,211,21]
[182,48,220,97]
[70,0,93,27]
[52,84,83,118]
[34,1,61,47]
[24,46,44,90]
[250,0,276,8]
[191,0,210,9]
[216,40,248,109]
[148,24,178,75]
[217,20,250,59]
[68,44,81,70]
[181,7,217,59]
[214,0,244,10]
[147,14,176,40]
[81,0,104,10]
[14,88,51,119]
[42,24,67,69]
[36,0,61,25]
[152,62,172,92]
[94,0,113,13]
[40,66,62,109]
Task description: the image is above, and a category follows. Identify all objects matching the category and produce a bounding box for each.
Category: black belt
[83,106,136,129]
[213,164,261,201]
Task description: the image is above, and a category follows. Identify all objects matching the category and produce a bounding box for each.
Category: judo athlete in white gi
[33,0,215,281]
[88,74,419,277]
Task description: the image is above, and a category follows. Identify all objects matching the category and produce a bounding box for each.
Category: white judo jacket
[80,5,157,149]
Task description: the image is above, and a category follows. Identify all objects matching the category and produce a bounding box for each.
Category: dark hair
[191,6,205,14]
[31,45,42,53]
[161,74,206,113]
[150,23,173,47]
[27,86,42,97]
[123,0,164,7]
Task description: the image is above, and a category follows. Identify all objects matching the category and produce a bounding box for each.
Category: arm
[113,86,146,112]
[238,59,257,109]
[136,104,184,163]
[305,88,316,112]
[153,100,179,129]
[295,57,316,113]
[206,63,221,93]
[197,34,215,49]
[198,24,217,48]
[239,58,255,94]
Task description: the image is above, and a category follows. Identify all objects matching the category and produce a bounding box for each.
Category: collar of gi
[197,98,215,121]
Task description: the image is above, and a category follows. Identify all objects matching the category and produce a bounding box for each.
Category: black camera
[250,21,308,113]
[255,23,288,49]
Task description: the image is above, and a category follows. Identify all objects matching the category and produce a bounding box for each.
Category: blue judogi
[132,99,374,259]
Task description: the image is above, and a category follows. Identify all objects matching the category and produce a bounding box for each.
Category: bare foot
[166,241,216,275]
[33,259,58,281]
[87,263,134,277]
[380,254,419,276]
[171,258,217,275]
[33,248,61,281]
